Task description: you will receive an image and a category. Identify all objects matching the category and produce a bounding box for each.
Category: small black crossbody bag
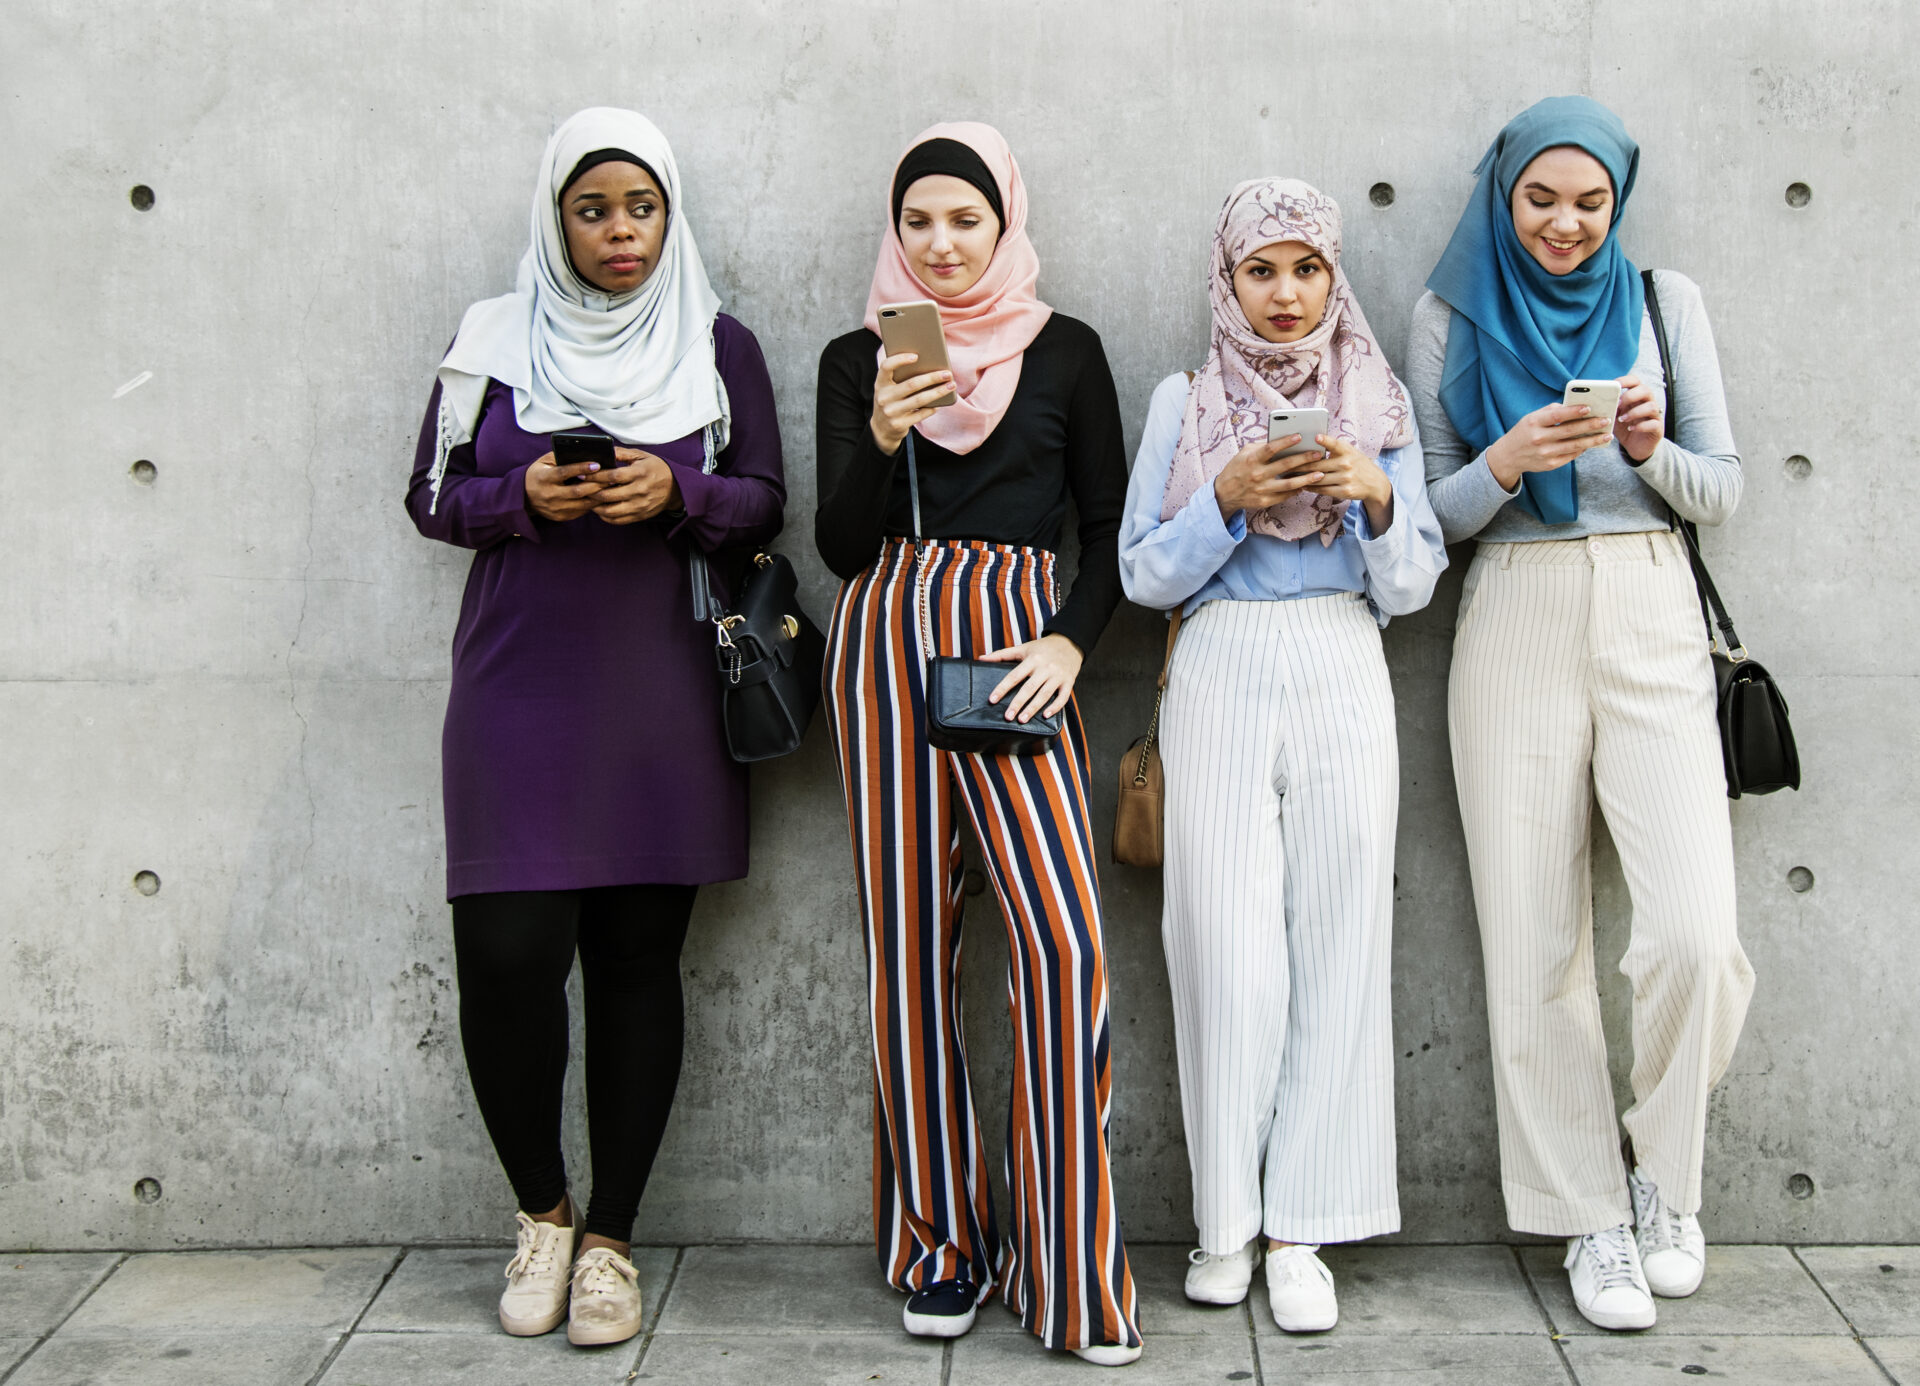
[1642,269,1801,798]
[905,432,1062,756]
[685,423,825,763]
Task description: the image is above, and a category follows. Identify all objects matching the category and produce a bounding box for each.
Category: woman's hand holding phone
[591,446,681,525]
[869,353,956,456]
[1612,374,1664,462]
[978,632,1084,723]
[525,452,607,521]
[1305,435,1393,534]
[1213,435,1325,523]
[1484,403,1615,490]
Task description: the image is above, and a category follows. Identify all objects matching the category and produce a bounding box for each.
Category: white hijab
[429,107,726,510]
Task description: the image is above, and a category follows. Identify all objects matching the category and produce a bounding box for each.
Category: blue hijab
[1428,96,1643,525]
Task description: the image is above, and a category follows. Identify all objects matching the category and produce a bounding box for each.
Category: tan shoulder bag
[1112,611,1183,866]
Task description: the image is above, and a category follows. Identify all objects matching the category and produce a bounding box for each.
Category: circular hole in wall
[129,184,155,211]
[1784,454,1812,480]
[130,459,157,485]
[1682,1368,1708,1377]
[133,870,161,896]
[962,868,986,898]
[1369,182,1395,208]
[1787,866,1814,894]
[1787,1172,1816,1200]
[133,1177,163,1204]
[1785,182,1811,208]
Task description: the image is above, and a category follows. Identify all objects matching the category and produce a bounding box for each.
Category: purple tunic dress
[405,313,786,897]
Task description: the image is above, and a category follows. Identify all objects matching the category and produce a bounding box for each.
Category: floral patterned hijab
[1161,179,1414,544]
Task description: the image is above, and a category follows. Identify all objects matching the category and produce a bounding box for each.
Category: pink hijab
[1161,179,1414,545]
[862,122,1052,455]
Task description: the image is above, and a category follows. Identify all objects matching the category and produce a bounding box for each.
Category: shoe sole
[1072,1343,1144,1366]
[1272,1311,1337,1333]
[1575,1302,1656,1331]
[568,1317,642,1346]
[1183,1283,1250,1305]
[499,1304,568,1337]
[1648,1276,1703,1299]
[902,1304,977,1337]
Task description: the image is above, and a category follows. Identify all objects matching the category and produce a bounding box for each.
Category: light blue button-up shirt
[1118,372,1447,624]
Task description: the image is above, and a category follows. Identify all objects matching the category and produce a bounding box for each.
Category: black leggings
[451,884,695,1243]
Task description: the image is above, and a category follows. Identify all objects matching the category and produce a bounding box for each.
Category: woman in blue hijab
[1405,97,1753,1334]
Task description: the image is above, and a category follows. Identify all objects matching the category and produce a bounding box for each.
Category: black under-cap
[561,147,669,214]
[891,137,1005,232]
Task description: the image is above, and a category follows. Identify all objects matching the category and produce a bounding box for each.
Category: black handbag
[1643,270,1801,798]
[685,425,825,763]
[906,433,1062,756]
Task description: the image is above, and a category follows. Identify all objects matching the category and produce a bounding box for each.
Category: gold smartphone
[876,300,959,407]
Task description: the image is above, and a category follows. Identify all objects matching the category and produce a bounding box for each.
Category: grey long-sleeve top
[1404,269,1742,544]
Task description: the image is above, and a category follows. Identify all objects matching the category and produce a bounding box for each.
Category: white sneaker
[498,1204,576,1336]
[567,1246,643,1346]
[1264,1244,1337,1332]
[1630,1166,1706,1298]
[1564,1224,1657,1330]
[1184,1241,1259,1305]
[1071,1341,1143,1366]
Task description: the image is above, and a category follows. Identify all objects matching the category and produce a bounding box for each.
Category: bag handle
[687,422,728,624]
[1642,270,1746,662]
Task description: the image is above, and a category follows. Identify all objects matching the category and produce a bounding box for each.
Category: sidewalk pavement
[1,1242,1914,1385]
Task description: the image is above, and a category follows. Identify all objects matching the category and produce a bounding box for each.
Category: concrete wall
[4,0,1913,1251]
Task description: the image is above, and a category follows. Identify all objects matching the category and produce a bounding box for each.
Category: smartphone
[1562,379,1623,426]
[1267,407,1330,461]
[875,300,959,407]
[552,429,615,482]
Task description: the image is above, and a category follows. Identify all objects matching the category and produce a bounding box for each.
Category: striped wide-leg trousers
[823,538,1140,1353]
[1160,593,1402,1253]
[1449,531,1755,1235]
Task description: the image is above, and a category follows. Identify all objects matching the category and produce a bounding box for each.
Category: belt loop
[1648,533,1662,565]
[1500,544,1514,570]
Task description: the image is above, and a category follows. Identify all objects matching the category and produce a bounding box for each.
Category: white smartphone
[875,300,958,408]
[1562,379,1623,426]
[1267,407,1330,461]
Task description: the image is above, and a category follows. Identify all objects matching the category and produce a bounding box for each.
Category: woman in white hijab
[405,108,786,1347]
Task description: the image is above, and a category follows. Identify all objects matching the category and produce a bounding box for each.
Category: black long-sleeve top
[814,313,1128,655]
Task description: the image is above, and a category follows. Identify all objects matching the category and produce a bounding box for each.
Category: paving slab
[950,1331,1255,1384]
[1867,1337,1920,1384]
[635,1332,942,1385]
[319,1328,640,1384]
[1560,1333,1887,1384]
[0,1339,35,1376]
[1519,1243,1847,1336]
[57,1247,399,1336]
[4,1331,338,1386]
[1250,1244,1547,1336]
[974,1243,1249,1338]
[358,1245,676,1334]
[1797,1246,1920,1335]
[1257,1333,1569,1385]
[0,1254,121,1339]
[652,1244,903,1334]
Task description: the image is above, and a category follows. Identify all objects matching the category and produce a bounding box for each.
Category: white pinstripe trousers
[1161,593,1402,1253]
[1450,531,1754,1236]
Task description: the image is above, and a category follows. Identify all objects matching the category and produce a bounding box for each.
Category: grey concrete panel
[0,1340,35,1377]
[1796,1246,1920,1335]
[1559,1334,1886,1385]
[1867,1338,1920,1385]
[1251,1245,1547,1336]
[57,1248,398,1336]
[1257,1334,1568,1385]
[358,1246,676,1334]
[636,1333,942,1386]
[949,1331,1254,1384]
[651,1245,902,1334]
[4,1333,339,1386]
[319,1330,641,1385]
[1112,1244,1256,1339]
[0,1254,121,1339]
[1518,1244,1847,1336]
[2,0,1915,1252]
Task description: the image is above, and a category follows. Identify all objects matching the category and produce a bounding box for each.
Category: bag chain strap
[1133,610,1184,786]
[906,432,937,669]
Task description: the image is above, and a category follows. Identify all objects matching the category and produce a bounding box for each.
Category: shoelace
[1632,1174,1685,1254]
[503,1212,561,1284]
[1267,1246,1329,1289]
[1581,1225,1641,1292]
[573,1248,638,1299]
[1188,1248,1230,1267]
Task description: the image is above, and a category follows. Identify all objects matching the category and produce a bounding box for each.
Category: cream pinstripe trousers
[1450,530,1754,1236]
[1161,594,1401,1253]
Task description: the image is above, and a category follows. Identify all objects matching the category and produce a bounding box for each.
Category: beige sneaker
[568,1246,643,1346]
[498,1202,577,1336]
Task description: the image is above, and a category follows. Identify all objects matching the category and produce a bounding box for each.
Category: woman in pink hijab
[1118,179,1445,1332]
[814,123,1140,1366]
